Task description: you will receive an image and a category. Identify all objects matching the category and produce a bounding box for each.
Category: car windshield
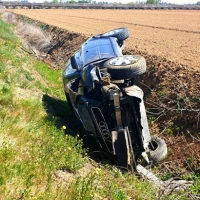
[80,37,122,67]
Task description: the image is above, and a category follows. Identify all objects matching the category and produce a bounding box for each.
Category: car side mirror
[71,56,80,72]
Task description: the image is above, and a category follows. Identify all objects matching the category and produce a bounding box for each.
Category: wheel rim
[109,56,138,66]
[102,28,123,37]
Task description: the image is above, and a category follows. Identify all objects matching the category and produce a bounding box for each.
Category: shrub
[2,11,16,24]
[15,22,51,53]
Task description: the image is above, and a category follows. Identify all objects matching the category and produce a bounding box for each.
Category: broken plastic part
[141,152,150,164]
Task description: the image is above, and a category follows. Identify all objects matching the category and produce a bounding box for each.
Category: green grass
[0,15,199,199]
[0,19,17,42]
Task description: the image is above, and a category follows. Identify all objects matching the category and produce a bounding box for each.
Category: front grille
[91,107,111,143]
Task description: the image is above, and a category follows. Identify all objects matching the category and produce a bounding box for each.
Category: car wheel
[149,136,168,163]
[103,55,146,80]
[95,27,129,41]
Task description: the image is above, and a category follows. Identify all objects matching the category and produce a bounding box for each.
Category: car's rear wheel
[103,55,146,80]
[95,27,129,41]
[149,136,168,163]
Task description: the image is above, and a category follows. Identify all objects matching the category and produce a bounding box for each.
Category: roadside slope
[0,16,87,199]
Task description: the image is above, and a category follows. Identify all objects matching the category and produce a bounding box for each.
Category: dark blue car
[62,28,167,171]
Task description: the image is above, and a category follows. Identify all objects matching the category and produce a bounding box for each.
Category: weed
[157,85,169,97]
[161,172,173,181]
[67,173,98,199]
[148,115,156,124]
[150,65,155,69]
[15,22,51,52]
[190,174,200,194]
[0,18,17,42]
[2,11,16,24]
[0,141,14,161]
[186,156,195,165]
[0,82,13,106]
[35,80,50,93]
[165,122,174,135]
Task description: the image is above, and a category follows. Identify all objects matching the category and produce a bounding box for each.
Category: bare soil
[12,9,200,176]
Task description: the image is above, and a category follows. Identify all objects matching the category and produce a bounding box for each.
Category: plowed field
[11,9,200,69]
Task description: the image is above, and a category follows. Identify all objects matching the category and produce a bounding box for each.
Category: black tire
[103,55,146,80]
[95,27,129,41]
[149,136,167,163]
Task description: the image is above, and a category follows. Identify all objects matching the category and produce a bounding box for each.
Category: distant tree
[146,0,159,4]
[196,1,200,5]
[52,0,58,3]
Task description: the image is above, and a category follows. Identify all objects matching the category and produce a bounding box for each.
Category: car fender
[124,85,151,149]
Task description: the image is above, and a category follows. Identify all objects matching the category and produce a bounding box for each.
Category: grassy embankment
[1,13,199,199]
[0,15,87,198]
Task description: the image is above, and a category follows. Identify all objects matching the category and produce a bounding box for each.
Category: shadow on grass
[42,93,118,165]
[42,94,81,134]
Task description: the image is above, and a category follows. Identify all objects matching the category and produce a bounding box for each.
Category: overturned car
[62,28,167,171]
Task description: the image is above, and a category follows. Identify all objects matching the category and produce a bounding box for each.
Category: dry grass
[15,22,52,53]
[2,11,16,24]
[2,11,52,55]
[0,7,6,14]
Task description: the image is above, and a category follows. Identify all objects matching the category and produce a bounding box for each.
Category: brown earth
[10,9,200,176]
